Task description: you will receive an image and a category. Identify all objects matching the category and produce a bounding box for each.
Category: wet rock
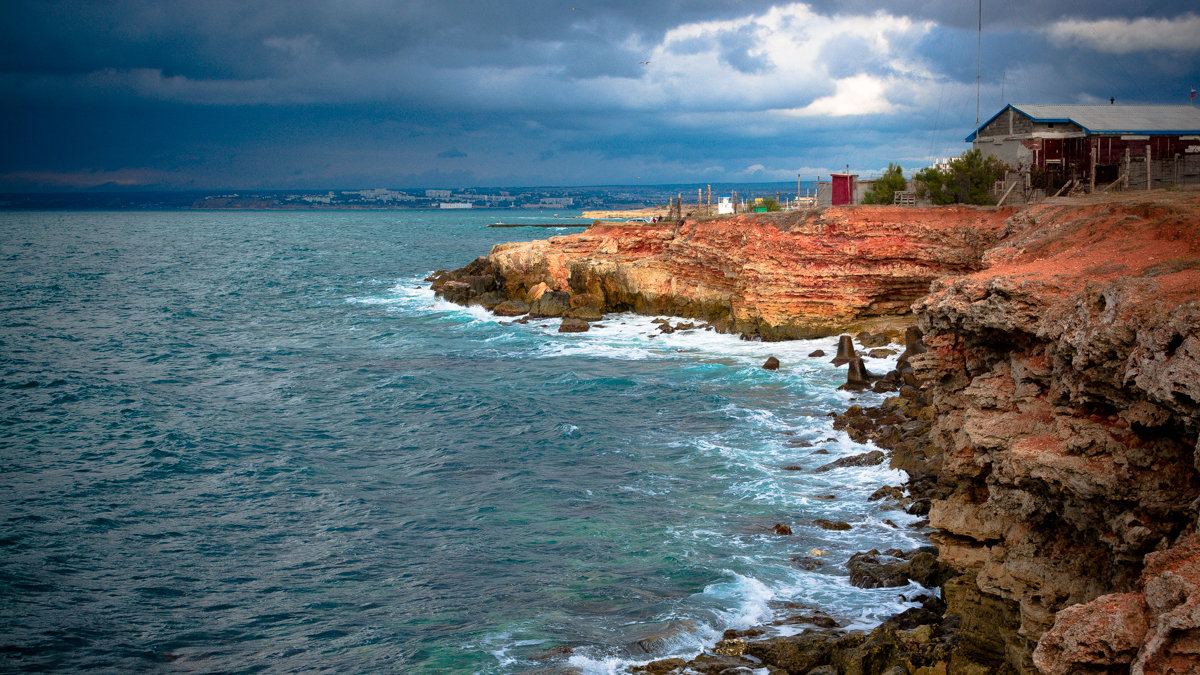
[468,290,505,309]
[713,638,747,656]
[774,610,839,629]
[868,348,898,358]
[781,465,805,471]
[567,306,604,321]
[529,290,571,317]
[905,499,931,516]
[771,523,793,535]
[813,519,852,531]
[871,379,898,393]
[723,628,766,640]
[905,551,952,588]
[857,331,890,348]
[814,450,885,472]
[558,317,590,333]
[631,657,688,674]
[743,631,841,674]
[847,551,910,588]
[762,356,780,371]
[791,556,824,571]
[492,300,530,316]
[809,349,826,357]
[786,439,813,448]
[884,606,942,630]
[529,644,575,660]
[831,335,856,366]
[868,485,908,509]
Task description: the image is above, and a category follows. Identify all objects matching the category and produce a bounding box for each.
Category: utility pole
[976,0,982,126]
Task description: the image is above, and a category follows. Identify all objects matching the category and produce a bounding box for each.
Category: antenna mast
[976,0,982,126]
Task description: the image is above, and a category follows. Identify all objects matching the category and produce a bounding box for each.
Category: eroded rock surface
[434,206,1011,339]
[913,190,1200,672]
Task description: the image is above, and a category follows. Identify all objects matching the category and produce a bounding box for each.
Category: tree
[760,197,782,211]
[914,149,1009,205]
[861,163,907,205]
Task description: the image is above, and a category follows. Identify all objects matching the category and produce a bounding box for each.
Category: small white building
[717,196,734,215]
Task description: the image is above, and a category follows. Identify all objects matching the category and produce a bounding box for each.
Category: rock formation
[912,190,1200,671]
[432,207,1012,339]
[434,189,1200,673]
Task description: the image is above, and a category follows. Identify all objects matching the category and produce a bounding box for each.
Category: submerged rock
[812,519,852,531]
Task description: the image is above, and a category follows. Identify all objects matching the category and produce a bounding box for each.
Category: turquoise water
[0,209,925,673]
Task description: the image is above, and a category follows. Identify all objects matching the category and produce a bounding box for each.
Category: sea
[0,209,928,673]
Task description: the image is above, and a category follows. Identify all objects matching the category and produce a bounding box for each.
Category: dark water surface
[1,210,923,673]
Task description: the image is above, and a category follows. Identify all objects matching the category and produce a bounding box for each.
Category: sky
[2,1,1199,191]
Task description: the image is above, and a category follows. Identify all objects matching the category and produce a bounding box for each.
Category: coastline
[432,188,1200,673]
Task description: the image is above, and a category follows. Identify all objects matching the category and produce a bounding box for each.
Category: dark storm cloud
[1,1,1197,189]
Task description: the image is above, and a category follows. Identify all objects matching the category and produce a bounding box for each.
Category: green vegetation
[914,149,1009,205]
[759,197,783,212]
[861,163,907,205]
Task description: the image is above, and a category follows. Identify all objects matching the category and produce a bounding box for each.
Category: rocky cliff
[912,190,1200,672]
[432,207,1011,339]
[433,189,1200,673]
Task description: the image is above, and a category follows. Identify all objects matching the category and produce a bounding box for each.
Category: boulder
[813,519,852,531]
[814,450,885,472]
[558,317,590,333]
[847,551,910,588]
[857,331,890,348]
[492,300,529,316]
[529,290,571,317]
[763,356,781,370]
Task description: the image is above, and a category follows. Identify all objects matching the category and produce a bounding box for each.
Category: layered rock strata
[912,190,1200,672]
[433,189,1200,673]
[432,207,1012,339]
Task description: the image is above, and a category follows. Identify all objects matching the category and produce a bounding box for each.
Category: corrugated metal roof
[968,104,1200,141]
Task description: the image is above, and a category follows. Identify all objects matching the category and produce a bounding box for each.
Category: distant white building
[345,188,410,202]
[717,196,734,214]
[438,202,473,209]
[302,192,334,204]
[426,189,452,199]
[539,197,575,207]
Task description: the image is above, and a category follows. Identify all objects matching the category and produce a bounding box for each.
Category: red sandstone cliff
[911,189,1200,673]
[434,190,1200,673]
[470,207,1011,339]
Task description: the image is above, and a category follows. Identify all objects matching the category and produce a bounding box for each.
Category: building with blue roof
[969,104,1200,190]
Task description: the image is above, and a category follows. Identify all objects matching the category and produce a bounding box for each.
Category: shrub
[914,149,1009,205]
[861,163,907,205]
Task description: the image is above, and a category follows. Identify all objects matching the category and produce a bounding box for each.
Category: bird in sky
[640,61,650,65]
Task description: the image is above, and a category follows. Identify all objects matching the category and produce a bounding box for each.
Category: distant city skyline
[2,1,1198,191]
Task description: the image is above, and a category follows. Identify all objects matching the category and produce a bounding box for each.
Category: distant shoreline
[486,223,589,228]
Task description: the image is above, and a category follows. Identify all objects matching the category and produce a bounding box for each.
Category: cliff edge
[431,189,1200,673]
[912,189,1200,672]
[432,206,1012,339]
